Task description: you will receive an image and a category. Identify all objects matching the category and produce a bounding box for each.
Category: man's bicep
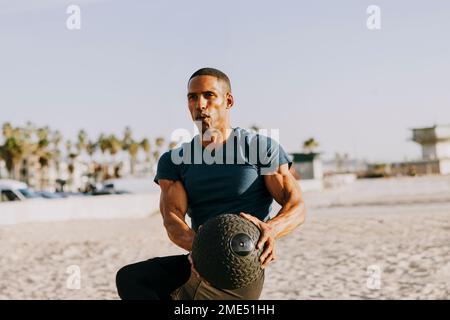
[158,179,188,218]
[263,164,302,206]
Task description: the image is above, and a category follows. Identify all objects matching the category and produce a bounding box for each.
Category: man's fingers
[257,233,269,250]
[239,212,276,268]
[260,238,275,262]
[261,252,275,268]
[240,212,257,224]
[261,243,276,268]
[257,229,273,249]
[259,238,274,261]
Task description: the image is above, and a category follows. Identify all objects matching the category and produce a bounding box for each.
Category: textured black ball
[191,214,263,290]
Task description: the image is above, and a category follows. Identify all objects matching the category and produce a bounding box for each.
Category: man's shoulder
[158,136,197,166]
[235,127,282,150]
[159,147,183,166]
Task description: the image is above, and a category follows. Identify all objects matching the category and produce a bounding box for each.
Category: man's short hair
[188,67,231,91]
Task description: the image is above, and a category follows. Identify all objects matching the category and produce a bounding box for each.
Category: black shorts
[116,254,264,300]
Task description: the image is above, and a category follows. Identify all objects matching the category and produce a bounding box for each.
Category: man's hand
[240,212,277,269]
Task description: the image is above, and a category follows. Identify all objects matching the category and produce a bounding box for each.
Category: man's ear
[226,92,234,109]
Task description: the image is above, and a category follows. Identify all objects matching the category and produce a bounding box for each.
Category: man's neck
[201,126,233,148]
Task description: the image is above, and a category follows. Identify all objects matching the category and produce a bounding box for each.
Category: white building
[290,152,324,191]
[412,124,450,175]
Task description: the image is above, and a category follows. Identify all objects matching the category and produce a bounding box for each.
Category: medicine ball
[191,214,263,290]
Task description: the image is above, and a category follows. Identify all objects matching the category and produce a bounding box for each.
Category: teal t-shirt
[154,127,292,231]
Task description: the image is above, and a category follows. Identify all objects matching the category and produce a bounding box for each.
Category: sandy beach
[1,176,449,300]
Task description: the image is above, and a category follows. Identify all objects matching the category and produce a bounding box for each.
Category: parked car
[89,185,130,196]
[0,179,41,202]
[101,178,159,194]
[35,191,65,199]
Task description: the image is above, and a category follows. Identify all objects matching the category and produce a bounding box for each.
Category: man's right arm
[158,179,195,252]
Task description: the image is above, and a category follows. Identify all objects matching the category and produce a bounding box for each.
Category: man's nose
[196,96,208,111]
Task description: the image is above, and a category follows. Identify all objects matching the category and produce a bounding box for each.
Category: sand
[0,176,449,299]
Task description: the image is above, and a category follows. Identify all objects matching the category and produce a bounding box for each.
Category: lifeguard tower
[411,124,450,174]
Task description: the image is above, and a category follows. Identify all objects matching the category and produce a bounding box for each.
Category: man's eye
[204,93,213,98]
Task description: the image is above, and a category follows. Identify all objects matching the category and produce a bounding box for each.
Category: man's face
[187,75,233,134]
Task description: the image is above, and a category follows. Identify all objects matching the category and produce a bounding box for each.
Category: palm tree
[51,130,63,178]
[35,126,52,189]
[1,122,188,185]
[0,123,14,178]
[0,123,48,183]
[128,141,140,175]
[2,122,13,138]
[76,130,88,155]
[122,127,139,175]
[0,137,17,179]
[20,123,50,185]
[302,138,319,154]
[155,137,165,149]
[22,123,36,183]
[74,130,89,187]
[122,126,133,151]
[140,138,151,160]
[97,134,111,180]
[154,137,165,162]
[140,138,151,174]
[152,151,160,164]
[249,124,260,133]
[168,141,178,150]
[108,134,122,158]
[1,124,28,180]
[65,139,79,191]
[107,134,122,178]
[84,140,98,183]
[98,134,109,156]
[66,140,74,157]
[86,140,97,161]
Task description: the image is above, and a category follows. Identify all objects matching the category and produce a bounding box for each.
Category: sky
[1,0,449,162]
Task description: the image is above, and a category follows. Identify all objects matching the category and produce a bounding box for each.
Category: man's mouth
[197,115,210,120]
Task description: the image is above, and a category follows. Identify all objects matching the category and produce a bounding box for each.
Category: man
[116,67,306,300]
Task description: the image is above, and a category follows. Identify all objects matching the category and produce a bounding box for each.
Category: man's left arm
[240,163,306,268]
